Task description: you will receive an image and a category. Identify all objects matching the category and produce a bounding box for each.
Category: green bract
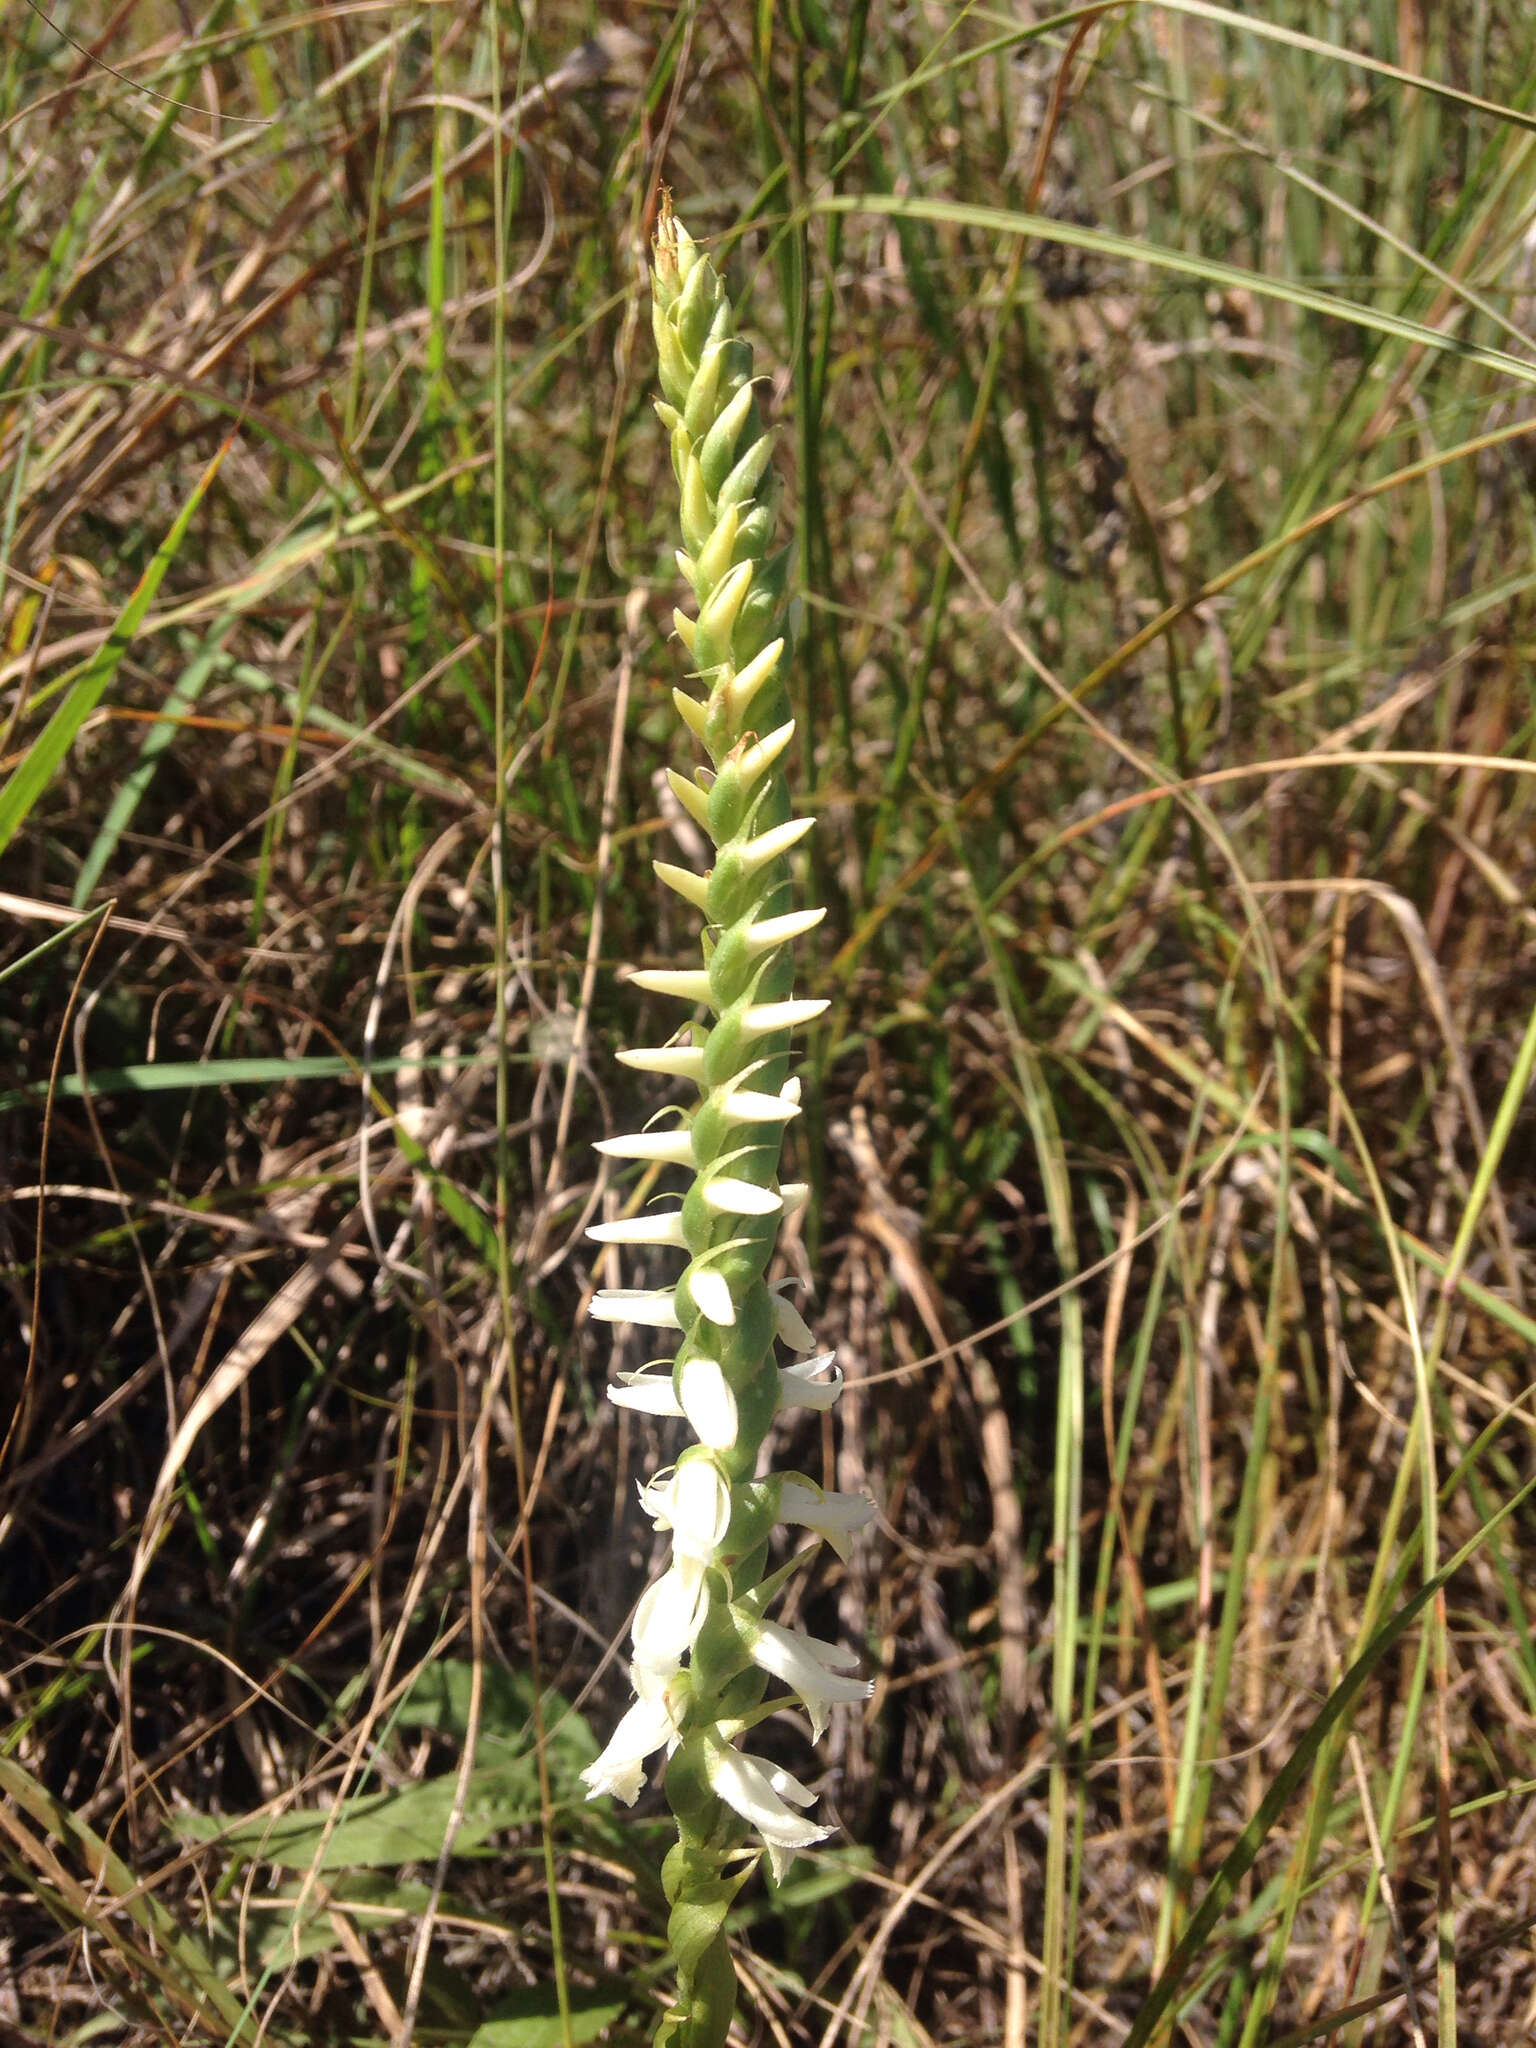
[580,206,871,2048]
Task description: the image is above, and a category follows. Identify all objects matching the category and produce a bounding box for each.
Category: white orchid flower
[778,1479,876,1562]
[744,1618,873,1741]
[704,1739,833,1884]
[639,1457,733,1564]
[630,1555,708,1681]
[579,1686,680,1806]
[776,1352,844,1412]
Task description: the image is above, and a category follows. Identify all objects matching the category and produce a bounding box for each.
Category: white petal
[773,1291,817,1352]
[735,718,795,786]
[780,1180,810,1215]
[717,1088,801,1123]
[629,968,714,1003]
[653,858,711,910]
[579,1691,676,1805]
[638,1472,668,1520]
[671,1458,733,1560]
[690,1267,736,1327]
[740,998,828,1041]
[748,1618,872,1741]
[706,1742,831,1882]
[778,1480,875,1562]
[766,1764,819,1810]
[777,1353,843,1411]
[607,1366,684,1417]
[702,1176,783,1218]
[589,1288,681,1330]
[615,1045,707,1080]
[594,1130,695,1166]
[740,907,826,957]
[587,1210,688,1247]
[679,1357,738,1449]
[737,815,815,878]
[641,1462,733,1564]
[631,1558,707,1676]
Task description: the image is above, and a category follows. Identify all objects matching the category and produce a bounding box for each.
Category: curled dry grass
[2,4,1536,2045]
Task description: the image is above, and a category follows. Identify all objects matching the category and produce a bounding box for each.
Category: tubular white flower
[593,1129,695,1166]
[587,1209,688,1248]
[736,813,815,878]
[701,1176,782,1217]
[739,907,827,957]
[779,1479,875,1562]
[629,967,714,1003]
[579,1688,679,1806]
[606,1366,683,1417]
[704,1740,832,1884]
[588,1288,682,1331]
[653,857,712,910]
[745,1618,873,1742]
[735,718,796,786]
[738,997,829,1041]
[725,636,784,720]
[671,690,710,743]
[663,765,711,830]
[614,1044,706,1080]
[716,1087,802,1124]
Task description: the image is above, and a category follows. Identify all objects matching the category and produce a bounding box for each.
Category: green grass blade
[812,191,1536,388]
[71,617,237,907]
[1120,1466,1536,2048]
[0,434,230,862]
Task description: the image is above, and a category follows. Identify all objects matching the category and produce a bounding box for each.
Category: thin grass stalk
[1230,1038,1436,2042]
[486,17,573,2040]
[961,874,1083,2045]
[1165,1042,1293,2035]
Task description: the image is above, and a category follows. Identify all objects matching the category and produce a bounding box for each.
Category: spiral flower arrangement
[578,205,872,2046]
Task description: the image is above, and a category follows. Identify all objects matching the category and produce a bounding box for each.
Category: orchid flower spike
[578,201,871,2048]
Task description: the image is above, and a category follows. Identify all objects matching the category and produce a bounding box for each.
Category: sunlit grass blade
[0,435,231,861]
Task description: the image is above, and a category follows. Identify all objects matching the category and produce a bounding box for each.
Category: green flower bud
[699,381,757,496]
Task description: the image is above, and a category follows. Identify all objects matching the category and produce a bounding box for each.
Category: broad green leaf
[470,1982,630,2048]
[394,1661,600,1779]
[181,1761,542,1871]
[763,1843,872,1908]
[211,1872,518,1970]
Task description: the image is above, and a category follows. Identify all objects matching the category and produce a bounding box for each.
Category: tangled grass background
[3,5,1536,2044]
